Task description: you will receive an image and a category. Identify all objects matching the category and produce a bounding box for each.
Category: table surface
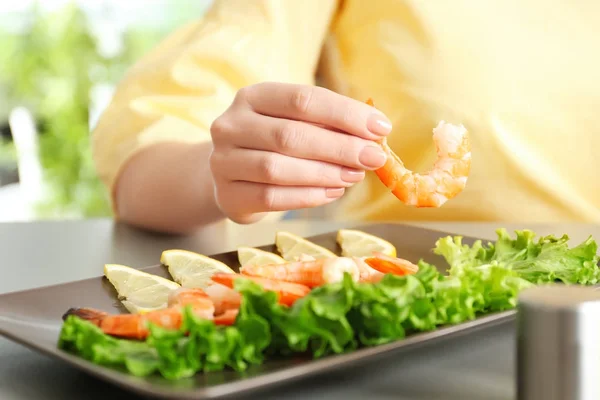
[1,219,598,400]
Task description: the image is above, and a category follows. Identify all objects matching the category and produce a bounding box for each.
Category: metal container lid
[516,284,600,400]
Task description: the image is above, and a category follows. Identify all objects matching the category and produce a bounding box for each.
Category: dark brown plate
[0,223,515,399]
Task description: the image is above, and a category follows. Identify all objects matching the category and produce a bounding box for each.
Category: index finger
[239,82,392,140]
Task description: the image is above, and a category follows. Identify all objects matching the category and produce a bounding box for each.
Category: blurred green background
[0,0,211,219]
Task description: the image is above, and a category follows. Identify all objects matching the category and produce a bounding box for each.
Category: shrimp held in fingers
[62,288,218,340]
[239,257,360,288]
[211,273,311,306]
[366,98,471,208]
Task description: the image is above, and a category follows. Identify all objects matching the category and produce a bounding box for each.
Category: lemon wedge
[160,249,235,289]
[103,263,180,314]
[336,229,397,258]
[275,231,337,261]
[238,246,286,267]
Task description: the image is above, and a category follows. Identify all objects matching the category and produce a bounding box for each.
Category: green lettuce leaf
[434,228,600,285]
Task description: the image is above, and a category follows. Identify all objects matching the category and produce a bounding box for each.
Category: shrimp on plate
[238,253,418,287]
[238,256,360,288]
[211,273,311,306]
[366,98,471,208]
[63,287,219,340]
[363,252,418,277]
[353,253,418,283]
[203,281,242,315]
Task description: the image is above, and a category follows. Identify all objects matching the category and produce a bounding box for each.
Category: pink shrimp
[204,282,242,315]
[239,257,360,288]
[353,256,386,283]
[63,287,218,340]
[367,98,471,207]
[364,252,419,276]
[213,308,239,326]
[211,273,311,306]
[239,253,418,287]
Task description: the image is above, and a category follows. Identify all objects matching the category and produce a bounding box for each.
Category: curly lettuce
[434,228,600,284]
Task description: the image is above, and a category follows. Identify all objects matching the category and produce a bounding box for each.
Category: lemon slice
[103,263,180,314]
[336,229,397,258]
[275,231,337,261]
[238,246,286,267]
[160,249,235,289]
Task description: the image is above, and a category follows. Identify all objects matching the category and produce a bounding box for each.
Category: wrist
[114,141,226,234]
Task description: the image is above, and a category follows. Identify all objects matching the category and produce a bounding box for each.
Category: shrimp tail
[62,307,107,326]
[364,252,419,276]
[352,256,385,283]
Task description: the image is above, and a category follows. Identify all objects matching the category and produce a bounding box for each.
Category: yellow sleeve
[91,0,339,202]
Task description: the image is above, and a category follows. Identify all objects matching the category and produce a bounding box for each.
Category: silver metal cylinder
[516,284,600,400]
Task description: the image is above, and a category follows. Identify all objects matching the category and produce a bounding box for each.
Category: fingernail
[326,188,345,198]
[340,168,365,183]
[367,113,392,136]
[359,146,387,169]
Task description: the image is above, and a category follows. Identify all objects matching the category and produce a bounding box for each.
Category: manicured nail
[367,113,392,136]
[340,168,365,183]
[326,188,345,198]
[359,146,387,169]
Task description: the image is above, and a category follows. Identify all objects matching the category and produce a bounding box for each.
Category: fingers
[212,148,365,187]
[209,82,393,224]
[236,83,392,140]
[213,112,388,171]
[213,179,346,218]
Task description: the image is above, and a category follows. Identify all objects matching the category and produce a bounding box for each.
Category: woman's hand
[209,82,392,224]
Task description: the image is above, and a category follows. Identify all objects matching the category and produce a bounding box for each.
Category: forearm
[114,141,225,234]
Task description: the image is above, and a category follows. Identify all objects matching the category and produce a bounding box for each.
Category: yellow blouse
[92,0,600,223]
